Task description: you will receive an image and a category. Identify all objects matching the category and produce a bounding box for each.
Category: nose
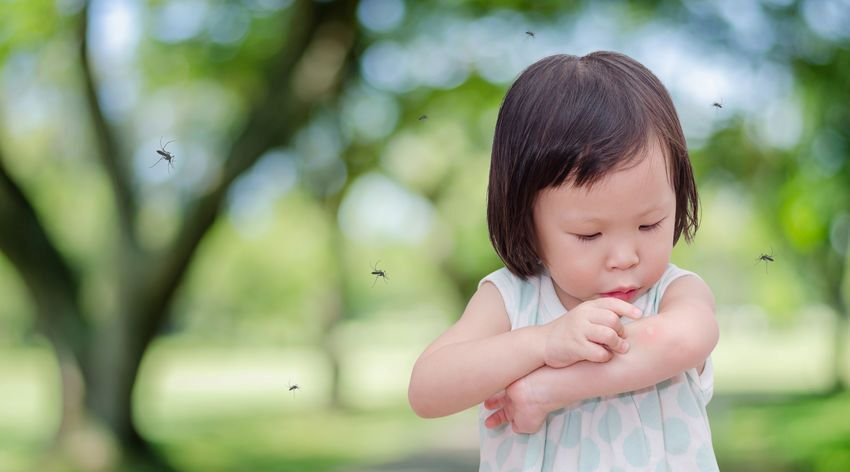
[606,242,639,271]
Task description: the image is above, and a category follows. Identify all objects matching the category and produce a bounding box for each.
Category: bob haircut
[487,51,699,278]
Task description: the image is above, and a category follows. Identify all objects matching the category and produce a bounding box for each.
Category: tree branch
[138,0,360,343]
[78,1,137,245]
[0,148,89,363]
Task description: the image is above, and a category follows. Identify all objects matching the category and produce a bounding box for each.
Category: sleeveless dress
[478,264,719,472]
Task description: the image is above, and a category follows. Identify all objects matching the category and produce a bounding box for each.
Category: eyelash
[574,220,663,242]
[575,233,601,242]
[640,221,663,232]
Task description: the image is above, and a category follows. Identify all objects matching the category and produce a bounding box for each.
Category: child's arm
[408,281,640,419]
[408,281,542,419]
[483,275,717,432]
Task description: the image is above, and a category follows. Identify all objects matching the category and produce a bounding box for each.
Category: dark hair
[487,51,699,278]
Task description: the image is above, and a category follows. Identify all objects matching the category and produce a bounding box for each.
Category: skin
[408,139,718,432]
[534,138,674,312]
[482,276,716,433]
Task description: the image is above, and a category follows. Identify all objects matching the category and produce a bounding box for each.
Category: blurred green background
[1,0,849,471]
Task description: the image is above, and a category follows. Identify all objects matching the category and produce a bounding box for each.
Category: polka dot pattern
[578,438,600,472]
[476,265,719,471]
[560,410,582,449]
[678,384,701,418]
[496,437,513,468]
[598,406,622,444]
[638,394,662,430]
[623,428,650,467]
[663,418,691,455]
[697,442,720,472]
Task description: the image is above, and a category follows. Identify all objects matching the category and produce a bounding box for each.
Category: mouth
[600,288,638,302]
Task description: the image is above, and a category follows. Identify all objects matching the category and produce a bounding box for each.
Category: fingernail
[632,308,642,316]
[622,341,630,351]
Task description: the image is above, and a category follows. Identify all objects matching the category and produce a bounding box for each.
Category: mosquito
[288,379,300,397]
[712,99,723,109]
[755,249,775,273]
[525,31,535,38]
[418,114,428,121]
[371,261,389,287]
[151,137,176,173]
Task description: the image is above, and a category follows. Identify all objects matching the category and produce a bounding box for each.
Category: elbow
[408,368,439,419]
[408,388,443,419]
[408,382,428,418]
[408,392,434,419]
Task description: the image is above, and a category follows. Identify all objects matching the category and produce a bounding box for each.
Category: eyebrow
[570,206,666,224]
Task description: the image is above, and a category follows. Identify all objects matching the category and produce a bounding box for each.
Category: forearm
[409,325,546,418]
[532,311,718,407]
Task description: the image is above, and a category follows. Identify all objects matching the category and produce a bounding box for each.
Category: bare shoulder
[418,281,512,359]
[659,274,715,314]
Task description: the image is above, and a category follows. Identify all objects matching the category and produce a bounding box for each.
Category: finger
[484,391,506,410]
[590,310,626,337]
[592,297,642,319]
[587,325,628,353]
[485,410,508,429]
[584,342,614,363]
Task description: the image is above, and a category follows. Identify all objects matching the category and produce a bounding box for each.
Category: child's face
[533,139,676,310]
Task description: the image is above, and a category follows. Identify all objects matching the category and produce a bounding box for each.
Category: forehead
[537,141,674,219]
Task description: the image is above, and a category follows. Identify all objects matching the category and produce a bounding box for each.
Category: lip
[600,287,639,302]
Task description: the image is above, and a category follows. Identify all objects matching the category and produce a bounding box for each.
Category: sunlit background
[1,0,849,471]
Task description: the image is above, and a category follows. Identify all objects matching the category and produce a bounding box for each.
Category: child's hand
[542,298,642,368]
[483,371,555,434]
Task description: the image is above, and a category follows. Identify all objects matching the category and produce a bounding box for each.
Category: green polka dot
[677,384,701,418]
[479,461,491,472]
[611,468,627,472]
[496,436,514,467]
[598,406,622,444]
[623,428,650,467]
[542,434,558,470]
[638,394,662,430]
[523,434,543,468]
[578,438,600,472]
[696,443,719,471]
[515,433,530,444]
[657,378,674,390]
[655,459,670,472]
[617,392,633,404]
[663,418,691,455]
[561,410,582,448]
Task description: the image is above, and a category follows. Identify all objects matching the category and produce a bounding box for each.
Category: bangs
[487,52,698,278]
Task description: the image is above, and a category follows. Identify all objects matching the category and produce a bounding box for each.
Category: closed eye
[575,232,601,242]
[639,219,665,231]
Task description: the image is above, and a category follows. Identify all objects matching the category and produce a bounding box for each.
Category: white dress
[478,264,719,472]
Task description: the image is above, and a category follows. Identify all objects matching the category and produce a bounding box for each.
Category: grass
[149,407,474,472]
[712,392,850,472]
[8,395,850,472]
[2,334,850,472]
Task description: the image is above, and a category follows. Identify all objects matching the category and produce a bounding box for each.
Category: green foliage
[0,0,63,63]
[2,0,850,471]
[714,393,850,472]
